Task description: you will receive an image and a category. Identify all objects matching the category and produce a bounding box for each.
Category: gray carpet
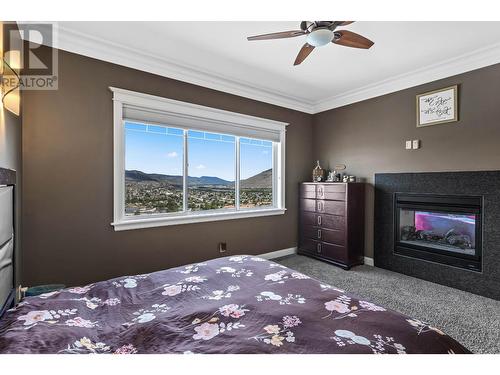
[277,255,500,354]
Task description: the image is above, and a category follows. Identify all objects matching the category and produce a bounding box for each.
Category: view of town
[125,170,273,215]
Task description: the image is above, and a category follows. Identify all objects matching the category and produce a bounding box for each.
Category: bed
[0,254,469,354]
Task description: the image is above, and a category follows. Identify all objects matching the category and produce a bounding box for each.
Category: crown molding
[313,41,500,113]
[20,23,500,115]
[51,25,316,114]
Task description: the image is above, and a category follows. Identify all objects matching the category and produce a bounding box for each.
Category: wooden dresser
[299,182,365,269]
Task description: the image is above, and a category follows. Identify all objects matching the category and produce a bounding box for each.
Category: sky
[125,122,272,181]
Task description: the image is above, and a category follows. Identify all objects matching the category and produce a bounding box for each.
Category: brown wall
[22,47,313,286]
[313,63,500,258]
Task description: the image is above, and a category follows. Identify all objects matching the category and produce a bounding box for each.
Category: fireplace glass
[398,209,476,256]
[394,193,482,271]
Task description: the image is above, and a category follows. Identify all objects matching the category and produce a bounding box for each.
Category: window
[240,138,273,208]
[125,123,184,215]
[187,131,236,211]
[111,87,287,231]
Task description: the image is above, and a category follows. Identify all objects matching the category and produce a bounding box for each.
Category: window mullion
[235,137,240,211]
[183,130,188,212]
[272,142,278,208]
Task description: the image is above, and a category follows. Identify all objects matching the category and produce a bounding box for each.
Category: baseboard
[257,248,373,266]
[364,257,374,266]
[258,247,297,260]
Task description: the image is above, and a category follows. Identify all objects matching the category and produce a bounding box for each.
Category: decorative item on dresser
[299,182,365,269]
[312,160,325,182]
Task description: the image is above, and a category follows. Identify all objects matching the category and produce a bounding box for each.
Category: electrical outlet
[405,140,412,150]
[412,139,420,149]
[218,242,227,253]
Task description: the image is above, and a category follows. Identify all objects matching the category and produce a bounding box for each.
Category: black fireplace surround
[375,171,500,300]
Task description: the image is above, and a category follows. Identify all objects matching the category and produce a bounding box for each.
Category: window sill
[111,207,287,231]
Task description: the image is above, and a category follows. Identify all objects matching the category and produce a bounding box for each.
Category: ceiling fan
[247,21,374,66]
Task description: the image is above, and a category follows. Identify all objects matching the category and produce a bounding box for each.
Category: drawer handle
[318,187,323,197]
[317,243,322,253]
[317,201,323,212]
[317,229,322,239]
[317,215,322,226]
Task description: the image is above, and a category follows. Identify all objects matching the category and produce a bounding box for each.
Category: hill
[240,168,272,189]
[126,170,231,186]
[125,168,271,189]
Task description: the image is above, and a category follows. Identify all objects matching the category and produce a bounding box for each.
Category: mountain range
[125,168,271,189]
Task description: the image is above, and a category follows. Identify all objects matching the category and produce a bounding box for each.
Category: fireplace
[394,193,482,272]
[375,171,500,300]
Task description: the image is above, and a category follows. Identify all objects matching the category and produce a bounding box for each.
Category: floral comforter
[0,255,469,354]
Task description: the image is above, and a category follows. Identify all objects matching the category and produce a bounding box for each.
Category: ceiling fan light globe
[306,28,334,47]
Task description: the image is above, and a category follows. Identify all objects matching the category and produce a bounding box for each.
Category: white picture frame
[416,85,458,127]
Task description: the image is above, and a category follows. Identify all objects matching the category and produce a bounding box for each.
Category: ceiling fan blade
[333,30,374,49]
[338,21,355,26]
[247,30,306,41]
[294,43,315,66]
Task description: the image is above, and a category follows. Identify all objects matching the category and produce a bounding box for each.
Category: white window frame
[110,87,287,231]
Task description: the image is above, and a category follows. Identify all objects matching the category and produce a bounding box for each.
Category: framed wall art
[416,85,458,127]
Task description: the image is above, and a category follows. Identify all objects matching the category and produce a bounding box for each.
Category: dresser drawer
[320,228,345,246]
[316,184,346,201]
[321,191,346,201]
[302,225,322,241]
[316,200,345,216]
[299,239,348,263]
[300,238,322,254]
[300,199,316,212]
[302,225,345,246]
[320,242,348,263]
[318,214,346,230]
[301,212,345,231]
[300,184,316,199]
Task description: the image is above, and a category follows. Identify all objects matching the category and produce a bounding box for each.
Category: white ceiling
[51,21,500,113]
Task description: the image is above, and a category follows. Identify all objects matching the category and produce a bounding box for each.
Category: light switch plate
[412,140,420,149]
[405,140,412,150]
